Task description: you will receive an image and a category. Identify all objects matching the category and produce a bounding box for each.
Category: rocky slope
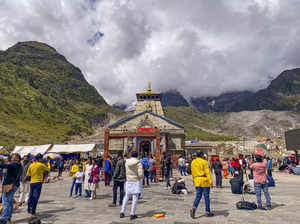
[232,68,300,111]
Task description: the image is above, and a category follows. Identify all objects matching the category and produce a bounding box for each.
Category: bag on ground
[236,201,257,210]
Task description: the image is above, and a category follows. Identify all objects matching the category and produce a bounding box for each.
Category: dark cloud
[0,0,299,104]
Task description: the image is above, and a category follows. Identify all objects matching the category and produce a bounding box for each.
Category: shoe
[130,215,137,220]
[190,207,196,219]
[205,212,214,217]
[108,203,116,207]
[120,213,125,218]
[89,197,93,200]
[266,205,272,210]
[0,220,7,224]
[257,206,266,210]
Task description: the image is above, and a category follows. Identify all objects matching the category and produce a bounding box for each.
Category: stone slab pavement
[10,171,300,224]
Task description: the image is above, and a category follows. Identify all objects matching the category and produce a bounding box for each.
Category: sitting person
[244,179,255,194]
[229,171,244,194]
[171,178,188,194]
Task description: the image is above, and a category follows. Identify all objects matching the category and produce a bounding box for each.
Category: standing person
[250,154,272,210]
[120,152,143,220]
[83,158,93,198]
[109,153,126,207]
[165,157,172,189]
[149,157,156,183]
[74,166,84,198]
[18,154,31,206]
[26,153,50,217]
[0,153,22,224]
[222,159,229,179]
[178,156,186,176]
[69,160,79,197]
[104,156,112,186]
[58,159,64,177]
[266,157,272,177]
[190,152,214,219]
[212,158,223,188]
[140,154,150,186]
[90,159,100,200]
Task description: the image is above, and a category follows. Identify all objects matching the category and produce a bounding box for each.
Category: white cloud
[0,0,300,104]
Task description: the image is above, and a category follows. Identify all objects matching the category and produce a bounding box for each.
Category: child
[74,166,84,198]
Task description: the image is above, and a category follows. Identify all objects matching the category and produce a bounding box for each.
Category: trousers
[28,182,42,215]
[121,193,138,215]
[254,182,271,207]
[193,187,211,213]
[18,181,30,203]
[113,181,124,205]
[1,185,19,221]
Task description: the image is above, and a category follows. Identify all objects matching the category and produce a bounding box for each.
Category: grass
[0,41,114,149]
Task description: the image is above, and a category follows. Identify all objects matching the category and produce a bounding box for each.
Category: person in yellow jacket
[26,153,50,216]
[190,152,214,219]
[69,159,79,197]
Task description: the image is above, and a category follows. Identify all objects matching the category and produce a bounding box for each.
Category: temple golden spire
[147,81,152,93]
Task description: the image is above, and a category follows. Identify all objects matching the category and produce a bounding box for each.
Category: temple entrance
[140,140,151,156]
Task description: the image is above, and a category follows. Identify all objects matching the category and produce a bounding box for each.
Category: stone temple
[103,83,186,167]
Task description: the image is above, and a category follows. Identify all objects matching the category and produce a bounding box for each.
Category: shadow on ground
[14,207,74,224]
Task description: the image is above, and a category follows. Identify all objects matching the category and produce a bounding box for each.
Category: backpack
[267,175,275,187]
[236,201,257,210]
[141,158,150,170]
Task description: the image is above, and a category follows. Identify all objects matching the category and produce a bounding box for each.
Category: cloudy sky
[1,0,300,104]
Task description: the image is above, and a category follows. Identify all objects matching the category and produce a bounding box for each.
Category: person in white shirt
[74,166,84,198]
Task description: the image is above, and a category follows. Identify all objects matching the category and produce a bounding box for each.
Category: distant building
[104,83,186,160]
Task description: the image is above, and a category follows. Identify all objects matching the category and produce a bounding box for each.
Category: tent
[12,144,52,157]
[48,144,96,154]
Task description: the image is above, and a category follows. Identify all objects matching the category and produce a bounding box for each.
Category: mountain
[161,90,189,107]
[190,91,254,112]
[164,107,300,140]
[0,41,112,148]
[232,68,300,112]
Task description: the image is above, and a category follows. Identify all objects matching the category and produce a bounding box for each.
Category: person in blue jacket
[140,154,150,186]
[104,156,112,186]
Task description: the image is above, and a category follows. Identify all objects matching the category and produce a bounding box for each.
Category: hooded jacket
[191,157,212,187]
[125,157,144,182]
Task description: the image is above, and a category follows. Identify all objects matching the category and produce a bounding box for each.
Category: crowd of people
[0,148,294,223]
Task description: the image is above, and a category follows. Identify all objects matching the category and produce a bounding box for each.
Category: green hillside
[0,41,112,149]
[164,106,237,141]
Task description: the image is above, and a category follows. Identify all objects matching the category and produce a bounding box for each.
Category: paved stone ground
[10,171,300,224]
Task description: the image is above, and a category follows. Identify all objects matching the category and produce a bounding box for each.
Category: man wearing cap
[26,153,50,216]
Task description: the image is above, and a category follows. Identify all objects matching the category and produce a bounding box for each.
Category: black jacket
[213,161,223,172]
[0,162,22,186]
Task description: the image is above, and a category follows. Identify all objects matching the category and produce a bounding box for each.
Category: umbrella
[43,153,62,160]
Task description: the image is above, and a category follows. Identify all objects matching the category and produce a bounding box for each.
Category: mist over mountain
[2,1,300,104]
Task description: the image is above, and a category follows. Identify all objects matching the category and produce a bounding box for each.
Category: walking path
[10,171,300,224]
